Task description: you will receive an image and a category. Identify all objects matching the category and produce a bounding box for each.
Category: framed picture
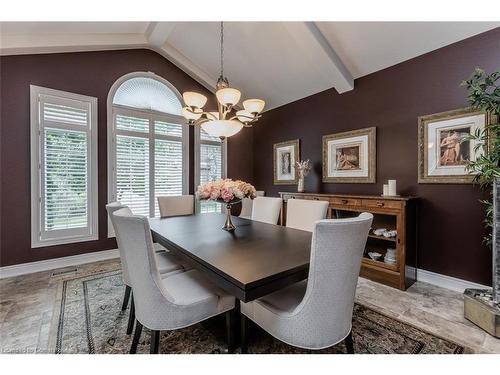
[322,127,376,183]
[273,139,300,185]
[418,107,493,184]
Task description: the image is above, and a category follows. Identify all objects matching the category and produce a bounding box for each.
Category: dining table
[149,212,312,303]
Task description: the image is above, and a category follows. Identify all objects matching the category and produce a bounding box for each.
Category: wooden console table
[279,192,418,290]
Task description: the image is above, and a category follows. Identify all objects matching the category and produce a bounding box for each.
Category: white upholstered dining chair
[286,198,329,232]
[106,202,185,335]
[251,196,282,224]
[239,191,265,220]
[240,213,373,353]
[112,207,236,354]
[157,195,194,217]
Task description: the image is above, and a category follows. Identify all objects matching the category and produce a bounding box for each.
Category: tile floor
[0,258,499,353]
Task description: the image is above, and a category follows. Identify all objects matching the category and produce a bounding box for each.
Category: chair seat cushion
[155,252,183,274]
[257,279,307,314]
[161,269,232,308]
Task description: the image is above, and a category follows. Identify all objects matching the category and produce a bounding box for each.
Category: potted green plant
[461,68,499,338]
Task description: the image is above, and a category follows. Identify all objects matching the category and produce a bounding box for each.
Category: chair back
[106,202,132,285]
[157,195,194,217]
[286,199,329,232]
[240,191,265,219]
[251,197,282,225]
[297,213,373,348]
[112,208,181,328]
[239,198,253,219]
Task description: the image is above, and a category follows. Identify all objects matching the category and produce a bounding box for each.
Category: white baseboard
[416,268,490,293]
[0,249,119,279]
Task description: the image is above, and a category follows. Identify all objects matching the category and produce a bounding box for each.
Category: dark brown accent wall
[253,28,500,286]
[0,48,252,267]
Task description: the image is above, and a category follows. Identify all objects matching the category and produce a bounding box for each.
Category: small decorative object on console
[295,159,312,193]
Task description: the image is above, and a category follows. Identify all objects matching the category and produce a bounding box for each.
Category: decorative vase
[216,199,241,231]
[297,176,305,193]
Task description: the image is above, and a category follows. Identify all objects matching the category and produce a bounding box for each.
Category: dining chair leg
[225,310,234,353]
[240,314,248,354]
[344,330,354,354]
[130,320,143,354]
[122,285,131,311]
[126,293,135,335]
[150,330,160,354]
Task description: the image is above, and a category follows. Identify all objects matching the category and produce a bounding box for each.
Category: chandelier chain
[220,21,224,79]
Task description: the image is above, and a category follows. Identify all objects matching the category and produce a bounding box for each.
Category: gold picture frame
[273,139,300,185]
[322,127,376,183]
[418,107,495,184]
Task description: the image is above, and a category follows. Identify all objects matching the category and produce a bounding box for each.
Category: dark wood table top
[149,213,312,302]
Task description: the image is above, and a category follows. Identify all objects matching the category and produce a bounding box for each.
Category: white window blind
[31,86,98,247]
[109,105,187,225]
[196,128,226,213]
[115,133,150,216]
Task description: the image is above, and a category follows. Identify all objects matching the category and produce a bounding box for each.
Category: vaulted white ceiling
[1,22,498,110]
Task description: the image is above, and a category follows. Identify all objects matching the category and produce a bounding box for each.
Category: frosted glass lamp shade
[216,87,241,106]
[182,91,207,109]
[243,99,265,114]
[236,110,254,123]
[201,120,243,139]
[182,107,202,120]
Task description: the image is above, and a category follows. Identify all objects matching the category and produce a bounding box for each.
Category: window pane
[116,135,150,216]
[199,143,223,213]
[43,102,87,126]
[155,121,183,137]
[154,139,183,216]
[113,77,182,115]
[116,114,149,133]
[44,128,88,230]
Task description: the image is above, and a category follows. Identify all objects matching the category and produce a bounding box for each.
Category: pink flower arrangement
[197,179,257,203]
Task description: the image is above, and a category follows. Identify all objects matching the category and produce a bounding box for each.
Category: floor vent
[51,268,78,277]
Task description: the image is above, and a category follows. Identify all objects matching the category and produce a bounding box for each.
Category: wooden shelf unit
[279,192,418,290]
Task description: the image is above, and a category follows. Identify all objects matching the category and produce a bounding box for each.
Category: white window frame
[30,85,98,248]
[194,126,227,213]
[107,72,189,236]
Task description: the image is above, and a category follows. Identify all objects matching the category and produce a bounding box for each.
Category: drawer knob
[376,202,385,207]
[314,197,319,200]
[341,199,348,204]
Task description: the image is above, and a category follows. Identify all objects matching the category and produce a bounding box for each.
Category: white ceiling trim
[0,33,149,55]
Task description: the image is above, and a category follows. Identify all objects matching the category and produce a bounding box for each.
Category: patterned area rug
[49,270,470,354]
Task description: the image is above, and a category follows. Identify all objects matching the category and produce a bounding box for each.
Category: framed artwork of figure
[418,107,493,184]
[322,127,376,183]
[273,139,300,185]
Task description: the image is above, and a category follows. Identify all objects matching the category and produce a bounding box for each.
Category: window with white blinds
[108,75,187,231]
[195,128,227,213]
[30,86,98,247]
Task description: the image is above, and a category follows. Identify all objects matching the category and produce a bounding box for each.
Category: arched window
[107,72,188,225]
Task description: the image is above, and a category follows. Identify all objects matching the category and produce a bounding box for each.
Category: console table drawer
[330,197,361,206]
[361,199,401,209]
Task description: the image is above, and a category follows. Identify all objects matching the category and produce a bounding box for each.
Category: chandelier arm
[228,113,260,121]
[192,118,211,126]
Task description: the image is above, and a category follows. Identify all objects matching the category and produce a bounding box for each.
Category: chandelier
[181,22,265,140]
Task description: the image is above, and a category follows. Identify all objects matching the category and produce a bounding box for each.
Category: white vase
[297,177,305,193]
